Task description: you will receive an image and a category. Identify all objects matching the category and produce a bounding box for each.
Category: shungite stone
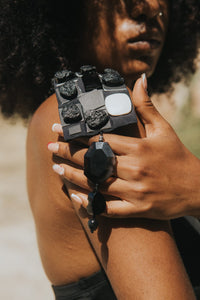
[62,103,82,123]
[104,68,120,76]
[85,109,109,130]
[59,80,77,99]
[87,191,106,215]
[88,218,98,233]
[80,65,96,74]
[102,72,124,87]
[54,70,75,83]
[65,71,75,81]
[80,65,102,92]
[84,142,115,183]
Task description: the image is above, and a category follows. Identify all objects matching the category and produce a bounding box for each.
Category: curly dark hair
[0,0,199,118]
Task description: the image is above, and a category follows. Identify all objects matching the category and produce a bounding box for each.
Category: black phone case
[53,65,137,141]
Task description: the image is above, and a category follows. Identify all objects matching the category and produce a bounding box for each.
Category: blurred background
[0,117,54,299]
[0,64,200,299]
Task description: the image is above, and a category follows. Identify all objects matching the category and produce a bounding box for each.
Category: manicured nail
[141,73,148,92]
[71,193,83,204]
[52,164,64,175]
[47,142,59,152]
[52,123,62,132]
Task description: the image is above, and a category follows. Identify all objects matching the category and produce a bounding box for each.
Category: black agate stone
[62,103,82,123]
[102,69,124,87]
[87,191,106,233]
[85,109,109,130]
[87,191,106,215]
[54,70,75,83]
[84,142,115,183]
[59,80,77,100]
[88,218,98,233]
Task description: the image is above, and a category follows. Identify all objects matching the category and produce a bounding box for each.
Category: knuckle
[134,141,149,156]
[89,135,99,145]
[136,142,145,152]
[134,183,149,200]
[106,204,114,216]
[106,204,119,217]
[66,168,75,182]
[63,144,70,159]
[134,164,148,180]
[61,144,69,158]
[58,143,67,158]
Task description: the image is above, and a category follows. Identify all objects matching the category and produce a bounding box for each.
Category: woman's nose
[127,0,161,21]
[144,0,160,18]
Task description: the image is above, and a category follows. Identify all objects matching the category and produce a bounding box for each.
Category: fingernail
[71,193,83,204]
[52,164,64,175]
[52,123,62,132]
[47,142,59,152]
[141,73,148,92]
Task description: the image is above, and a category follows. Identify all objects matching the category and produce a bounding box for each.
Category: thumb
[132,74,169,136]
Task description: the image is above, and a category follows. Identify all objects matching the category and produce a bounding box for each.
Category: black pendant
[87,190,106,233]
[87,191,106,215]
[84,137,115,233]
[88,218,98,233]
[84,142,115,183]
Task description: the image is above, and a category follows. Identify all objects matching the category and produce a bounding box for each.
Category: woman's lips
[127,38,162,51]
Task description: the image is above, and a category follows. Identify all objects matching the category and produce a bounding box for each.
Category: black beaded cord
[84,133,115,233]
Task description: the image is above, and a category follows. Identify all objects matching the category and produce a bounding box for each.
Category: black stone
[80,65,96,74]
[104,68,120,76]
[84,142,115,183]
[85,109,109,130]
[54,70,75,83]
[80,65,102,92]
[87,191,106,215]
[102,72,124,87]
[62,103,82,123]
[65,71,75,81]
[59,81,77,100]
[88,218,98,233]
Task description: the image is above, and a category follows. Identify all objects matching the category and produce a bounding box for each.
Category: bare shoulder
[26,94,100,286]
[27,93,59,146]
[27,94,62,209]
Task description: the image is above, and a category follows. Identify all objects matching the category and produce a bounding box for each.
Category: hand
[49,77,200,220]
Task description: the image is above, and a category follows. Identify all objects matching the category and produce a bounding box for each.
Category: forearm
[72,198,196,300]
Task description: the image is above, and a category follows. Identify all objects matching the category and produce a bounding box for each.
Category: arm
[50,78,200,219]
[28,92,195,299]
[27,95,101,285]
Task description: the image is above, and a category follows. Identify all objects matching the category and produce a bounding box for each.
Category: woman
[1,0,200,299]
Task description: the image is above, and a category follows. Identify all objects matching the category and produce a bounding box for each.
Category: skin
[81,0,169,87]
[51,78,200,220]
[27,0,196,298]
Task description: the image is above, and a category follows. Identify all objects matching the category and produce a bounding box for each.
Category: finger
[48,140,139,181]
[52,123,64,136]
[70,193,149,219]
[132,75,172,136]
[115,155,142,180]
[52,163,131,198]
[48,142,87,167]
[70,192,89,208]
[52,163,92,191]
[105,199,149,218]
[80,133,142,156]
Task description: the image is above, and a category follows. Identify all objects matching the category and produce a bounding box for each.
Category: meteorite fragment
[59,80,77,100]
[62,103,82,123]
[85,109,109,130]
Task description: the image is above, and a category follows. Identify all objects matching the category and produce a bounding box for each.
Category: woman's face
[81,0,169,86]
